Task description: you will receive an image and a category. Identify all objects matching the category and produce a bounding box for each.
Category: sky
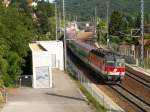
[47,0,55,3]
[38,0,55,3]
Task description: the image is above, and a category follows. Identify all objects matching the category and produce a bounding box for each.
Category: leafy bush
[0,3,34,86]
[0,1,56,87]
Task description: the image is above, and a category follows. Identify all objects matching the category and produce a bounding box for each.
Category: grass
[144,57,150,69]
[0,90,6,111]
[67,71,106,112]
[144,33,150,39]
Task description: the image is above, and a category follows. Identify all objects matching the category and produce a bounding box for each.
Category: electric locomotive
[68,40,125,82]
[89,48,125,82]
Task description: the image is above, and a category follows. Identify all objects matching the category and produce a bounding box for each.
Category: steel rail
[126,72,150,88]
[126,67,150,84]
[110,85,150,112]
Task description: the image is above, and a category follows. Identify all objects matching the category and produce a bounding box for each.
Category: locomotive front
[104,55,125,82]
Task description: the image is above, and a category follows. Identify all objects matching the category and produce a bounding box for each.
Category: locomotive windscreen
[106,61,115,67]
[115,59,125,67]
[91,48,125,68]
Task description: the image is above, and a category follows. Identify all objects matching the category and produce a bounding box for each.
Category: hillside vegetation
[59,0,150,21]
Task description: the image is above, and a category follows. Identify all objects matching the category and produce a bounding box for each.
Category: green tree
[109,11,128,41]
[0,1,55,86]
[126,15,134,28]
[6,52,23,84]
[135,13,150,34]
[97,20,107,45]
[36,11,50,35]
[35,1,55,37]
[36,1,54,17]
[135,14,141,28]
[0,3,35,86]
[0,56,8,86]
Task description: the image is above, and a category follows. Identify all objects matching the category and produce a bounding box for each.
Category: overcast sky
[46,0,55,3]
[38,0,55,3]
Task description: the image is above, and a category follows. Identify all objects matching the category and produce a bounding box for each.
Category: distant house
[30,0,54,7]
[31,2,37,7]
[3,0,11,7]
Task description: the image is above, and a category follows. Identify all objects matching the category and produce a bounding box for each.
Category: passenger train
[68,40,125,82]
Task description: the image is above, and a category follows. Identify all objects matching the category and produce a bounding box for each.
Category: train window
[106,61,115,67]
[116,62,124,67]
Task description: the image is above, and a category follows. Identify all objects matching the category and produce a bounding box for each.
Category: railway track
[110,84,150,112]
[126,71,150,88]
